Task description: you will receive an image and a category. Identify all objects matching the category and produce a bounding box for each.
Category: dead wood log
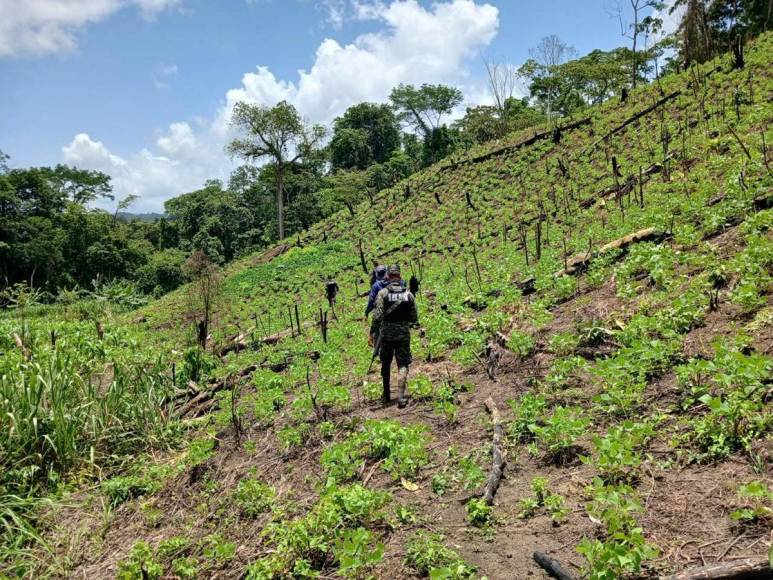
[482,397,505,504]
[533,551,577,580]
[176,363,260,418]
[516,276,536,296]
[659,557,770,580]
[554,227,667,277]
[579,154,674,210]
[588,90,682,151]
[441,117,591,171]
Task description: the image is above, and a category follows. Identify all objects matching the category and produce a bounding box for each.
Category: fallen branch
[554,227,668,277]
[175,363,259,418]
[588,90,682,151]
[533,551,577,580]
[482,397,505,504]
[658,557,770,580]
[579,154,675,210]
[442,117,591,170]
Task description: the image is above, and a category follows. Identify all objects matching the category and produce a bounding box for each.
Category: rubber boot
[381,365,391,406]
[397,366,409,408]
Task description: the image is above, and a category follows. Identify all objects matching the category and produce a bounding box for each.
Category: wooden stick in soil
[533,551,577,580]
[13,333,30,361]
[658,557,771,580]
[482,396,505,504]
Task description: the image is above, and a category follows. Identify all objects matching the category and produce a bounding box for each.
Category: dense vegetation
[1,3,771,578]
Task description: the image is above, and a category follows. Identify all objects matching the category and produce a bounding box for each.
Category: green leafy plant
[507,393,547,444]
[465,497,492,527]
[333,527,385,578]
[730,481,773,523]
[518,477,568,524]
[405,531,475,579]
[577,478,658,579]
[582,421,653,482]
[116,541,163,580]
[529,406,589,462]
[234,472,276,518]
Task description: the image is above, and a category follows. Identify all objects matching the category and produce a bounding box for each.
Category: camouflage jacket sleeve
[371,288,389,325]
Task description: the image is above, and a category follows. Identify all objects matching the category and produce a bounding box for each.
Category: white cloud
[154,62,179,90]
[61,0,499,212]
[62,131,227,211]
[0,0,181,57]
[220,0,498,125]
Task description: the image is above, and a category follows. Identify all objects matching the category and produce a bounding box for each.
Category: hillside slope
[4,34,772,579]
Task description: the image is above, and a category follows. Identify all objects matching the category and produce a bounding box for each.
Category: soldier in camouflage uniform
[371,264,419,408]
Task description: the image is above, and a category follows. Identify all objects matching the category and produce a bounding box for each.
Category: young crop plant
[202,534,236,566]
[246,484,390,578]
[233,471,276,518]
[677,342,772,460]
[582,420,654,483]
[518,477,569,524]
[528,405,589,463]
[102,473,161,508]
[407,374,435,400]
[321,419,430,485]
[278,423,312,451]
[506,330,535,357]
[116,541,163,580]
[576,478,658,580]
[615,243,678,298]
[546,356,589,390]
[507,393,548,444]
[405,531,476,579]
[730,481,773,524]
[333,527,385,578]
[465,497,493,527]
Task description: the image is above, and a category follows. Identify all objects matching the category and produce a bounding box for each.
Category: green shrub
[507,393,547,443]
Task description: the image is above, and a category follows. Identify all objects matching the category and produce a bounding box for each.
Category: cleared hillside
[2,33,772,579]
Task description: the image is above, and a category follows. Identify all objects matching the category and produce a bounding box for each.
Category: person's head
[375,265,387,281]
[387,264,401,281]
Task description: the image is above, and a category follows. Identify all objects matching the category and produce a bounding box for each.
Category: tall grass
[0,315,176,567]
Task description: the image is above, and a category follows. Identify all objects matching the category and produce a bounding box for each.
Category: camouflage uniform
[371,270,419,407]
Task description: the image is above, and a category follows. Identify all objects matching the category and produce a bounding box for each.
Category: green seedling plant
[577,478,658,580]
[731,481,773,524]
[518,477,569,524]
[465,497,492,527]
[405,531,476,579]
[507,393,548,444]
[233,472,276,518]
[116,541,163,580]
[333,527,385,578]
[582,421,654,482]
[528,406,589,462]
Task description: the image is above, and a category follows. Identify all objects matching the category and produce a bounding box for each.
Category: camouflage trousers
[380,336,411,403]
[379,336,412,370]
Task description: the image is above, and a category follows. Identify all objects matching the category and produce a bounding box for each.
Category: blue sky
[0,0,668,211]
